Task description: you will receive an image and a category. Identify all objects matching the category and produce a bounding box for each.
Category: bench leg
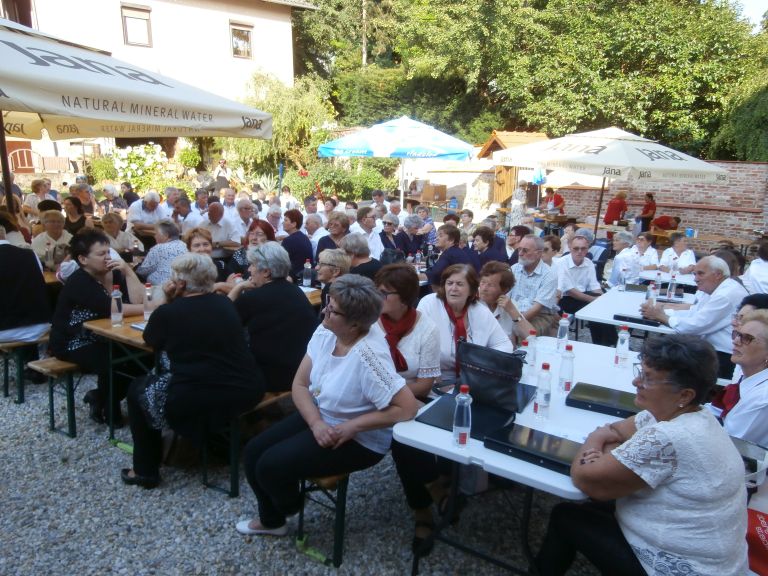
[297,479,307,540]
[65,374,76,438]
[332,477,349,567]
[48,376,55,431]
[14,349,24,404]
[3,352,9,397]
[228,417,240,498]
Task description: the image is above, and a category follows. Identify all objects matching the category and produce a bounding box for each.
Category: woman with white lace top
[536,334,748,576]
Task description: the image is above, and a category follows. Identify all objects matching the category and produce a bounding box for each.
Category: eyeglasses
[632,363,675,390]
[732,329,759,345]
[317,262,338,269]
[518,247,540,254]
[571,246,589,252]
[383,221,395,226]
[323,304,346,317]
[379,289,398,298]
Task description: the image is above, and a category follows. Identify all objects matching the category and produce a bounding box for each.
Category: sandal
[411,520,435,555]
[436,493,466,525]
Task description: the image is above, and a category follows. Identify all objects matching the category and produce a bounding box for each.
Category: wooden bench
[297,473,352,567]
[201,390,293,498]
[1,336,49,404]
[26,357,80,438]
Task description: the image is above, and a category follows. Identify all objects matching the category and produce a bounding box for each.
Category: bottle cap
[565,344,573,351]
[561,313,568,319]
[529,329,537,336]
[112,284,120,290]
[541,362,550,370]
[620,325,629,330]
[459,384,469,394]
[145,282,151,288]
[305,259,310,263]
[521,340,528,347]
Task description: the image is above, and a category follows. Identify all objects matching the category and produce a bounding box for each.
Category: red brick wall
[558,161,768,245]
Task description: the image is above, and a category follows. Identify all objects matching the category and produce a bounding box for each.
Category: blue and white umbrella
[318,116,473,161]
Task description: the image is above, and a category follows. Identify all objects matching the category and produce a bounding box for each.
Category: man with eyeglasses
[232,198,256,243]
[510,235,560,336]
[641,255,748,378]
[349,206,384,259]
[554,235,615,346]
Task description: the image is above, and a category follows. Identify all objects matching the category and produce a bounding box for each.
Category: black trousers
[60,342,129,413]
[560,296,618,347]
[242,412,383,528]
[536,501,645,576]
[391,440,440,510]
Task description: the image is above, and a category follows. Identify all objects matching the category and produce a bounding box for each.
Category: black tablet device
[565,382,639,418]
[483,425,581,475]
[612,314,661,327]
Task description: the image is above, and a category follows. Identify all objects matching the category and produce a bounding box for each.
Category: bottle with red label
[534,363,552,420]
[452,384,472,449]
[559,345,575,393]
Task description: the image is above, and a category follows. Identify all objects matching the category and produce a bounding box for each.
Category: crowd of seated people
[5,179,766,574]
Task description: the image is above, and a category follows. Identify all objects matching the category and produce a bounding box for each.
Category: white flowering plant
[113,143,168,191]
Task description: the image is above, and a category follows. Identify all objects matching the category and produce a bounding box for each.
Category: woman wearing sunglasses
[536,334,748,576]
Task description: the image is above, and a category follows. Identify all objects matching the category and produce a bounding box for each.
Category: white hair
[143,191,160,203]
[701,255,730,278]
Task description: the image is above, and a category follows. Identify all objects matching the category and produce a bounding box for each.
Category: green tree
[218,73,336,173]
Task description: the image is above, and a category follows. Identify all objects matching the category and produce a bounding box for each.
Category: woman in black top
[62,196,89,236]
[122,252,264,489]
[281,209,314,280]
[226,220,275,279]
[50,229,144,423]
[229,242,318,392]
[379,213,400,250]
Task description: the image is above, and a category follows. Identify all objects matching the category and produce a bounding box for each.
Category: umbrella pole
[593,177,607,238]
[399,161,404,208]
[0,110,14,213]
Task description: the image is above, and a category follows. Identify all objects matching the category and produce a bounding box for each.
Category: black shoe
[121,468,160,489]
[83,392,106,424]
[411,521,435,556]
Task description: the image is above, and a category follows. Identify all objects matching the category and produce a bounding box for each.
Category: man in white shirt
[192,188,209,217]
[510,235,559,336]
[221,188,239,222]
[232,198,255,242]
[127,191,168,238]
[743,243,768,294]
[349,206,384,259]
[202,202,240,258]
[266,205,286,240]
[162,187,180,215]
[371,189,389,211]
[555,235,615,345]
[173,197,203,235]
[280,185,300,211]
[641,255,748,379]
[304,213,328,258]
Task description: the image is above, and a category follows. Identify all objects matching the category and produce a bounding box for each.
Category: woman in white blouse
[659,232,696,274]
[101,212,143,256]
[417,264,513,382]
[237,274,417,536]
[630,232,659,270]
[536,334,748,575]
[374,263,443,553]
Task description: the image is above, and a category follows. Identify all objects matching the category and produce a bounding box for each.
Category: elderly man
[203,202,241,258]
[173,196,203,234]
[127,191,168,248]
[302,195,319,217]
[607,231,639,286]
[266,205,285,239]
[554,234,616,346]
[304,213,328,257]
[510,234,559,336]
[162,187,180,214]
[349,206,384,259]
[641,255,748,378]
[22,179,55,218]
[371,189,389,211]
[389,199,402,220]
[98,184,128,217]
[221,188,239,222]
[192,188,209,217]
[232,198,256,241]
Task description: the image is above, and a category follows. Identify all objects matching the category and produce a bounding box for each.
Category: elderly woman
[340,232,382,280]
[603,190,627,224]
[608,231,639,286]
[316,211,350,258]
[50,229,144,423]
[228,242,318,392]
[98,184,128,216]
[417,264,513,381]
[281,208,314,279]
[236,275,418,536]
[0,209,30,247]
[536,334,748,575]
[101,212,143,256]
[478,261,534,344]
[379,213,400,250]
[631,231,659,270]
[396,214,425,256]
[121,253,264,489]
[659,232,696,274]
[709,306,768,447]
[316,248,351,313]
[62,196,91,236]
[472,225,506,266]
[136,220,187,285]
[31,210,71,270]
[184,227,228,282]
[227,220,275,279]
[415,205,436,245]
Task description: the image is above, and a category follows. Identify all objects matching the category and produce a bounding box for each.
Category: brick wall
[558,161,768,246]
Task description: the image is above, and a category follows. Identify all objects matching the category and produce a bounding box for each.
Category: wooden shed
[477,130,548,207]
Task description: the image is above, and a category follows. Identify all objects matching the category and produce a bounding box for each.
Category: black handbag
[448,338,527,413]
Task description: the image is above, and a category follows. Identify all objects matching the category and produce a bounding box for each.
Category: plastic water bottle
[614,325,630,368]
[233,273,244,285]
[559,345,575,393]
[534,363,552,420]
[44,241,52,267]
[132,239,140,256]
[655,270,662,287]
[646,281,657,306]
[143,283,153,321]
[527,329,537,369]
[452,384,472,449]
[666,273,678,299]
[520,339,532,383]
[111,285,123,327]
[670,256,679,275]
[556,313,570,352]
[406,253,414,264]
[414,250,423,266]
[618,267,628,292]
[302,259,312,287]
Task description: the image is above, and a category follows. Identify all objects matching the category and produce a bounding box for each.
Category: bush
[86,155,117,185]
[282,159,397,202]
[113,144,168,193]
[176,147,201,170]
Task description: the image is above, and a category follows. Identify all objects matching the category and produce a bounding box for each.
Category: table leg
[521,487,537,575]
[107,340,115,440]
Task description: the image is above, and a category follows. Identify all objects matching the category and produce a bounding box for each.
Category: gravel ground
[1,368,602,576]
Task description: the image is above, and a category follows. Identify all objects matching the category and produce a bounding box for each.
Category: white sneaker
[235,519,289,537]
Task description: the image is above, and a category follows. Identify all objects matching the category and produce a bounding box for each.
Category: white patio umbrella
[493,127,728,235]
[0,19,272,206]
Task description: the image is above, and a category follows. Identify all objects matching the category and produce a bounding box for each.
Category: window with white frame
[121,4,152,47]
[230,23,253,59]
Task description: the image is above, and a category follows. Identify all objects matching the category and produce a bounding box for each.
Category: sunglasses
[732,329,759,346]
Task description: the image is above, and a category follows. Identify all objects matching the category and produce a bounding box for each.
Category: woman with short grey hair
[237,273,417,536]
[169,252,218,294]
[246,241,291,280]
[136,219,187,285]
[341,232,382,280]
[380,213,400,251]
[397,214,425,256]
[609,230,640,286]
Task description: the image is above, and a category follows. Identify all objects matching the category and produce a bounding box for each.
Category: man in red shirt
[638,193,657,232]
[651,215,681,231]
[543,187,565,214]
